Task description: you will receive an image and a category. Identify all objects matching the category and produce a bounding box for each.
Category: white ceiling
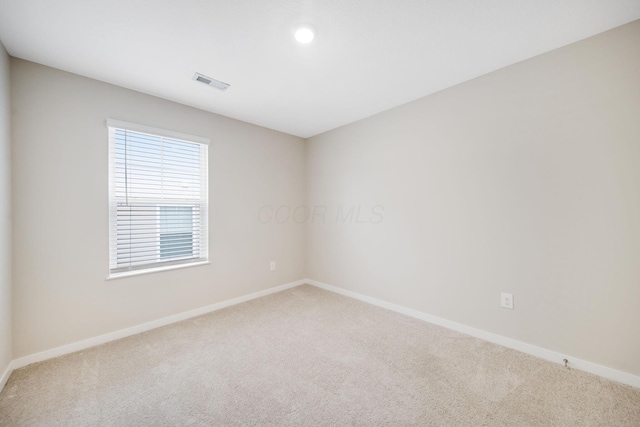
[0,1,639,138]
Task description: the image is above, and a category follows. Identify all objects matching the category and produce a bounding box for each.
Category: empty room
[1,1,640,425]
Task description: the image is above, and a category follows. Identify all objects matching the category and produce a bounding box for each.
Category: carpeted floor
[1,285,639,426]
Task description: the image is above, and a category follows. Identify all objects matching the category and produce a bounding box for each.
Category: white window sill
[106,261,210,281]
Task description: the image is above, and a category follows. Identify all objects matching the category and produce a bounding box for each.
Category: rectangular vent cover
[193,73,230,91]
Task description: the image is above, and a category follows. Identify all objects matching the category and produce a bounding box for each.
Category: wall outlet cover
[501,292,514,309]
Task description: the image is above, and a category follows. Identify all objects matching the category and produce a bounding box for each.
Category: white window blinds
[107,120,209,276]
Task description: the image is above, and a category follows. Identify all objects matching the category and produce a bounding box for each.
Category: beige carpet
[1,285,639,426]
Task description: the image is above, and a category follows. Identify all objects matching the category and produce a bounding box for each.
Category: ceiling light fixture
[293,25,315,44]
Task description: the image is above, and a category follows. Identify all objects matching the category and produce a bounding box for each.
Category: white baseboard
[0,361,13,393]
[10,279,306,371]
[5,278,638,392]
[307,279,640,389]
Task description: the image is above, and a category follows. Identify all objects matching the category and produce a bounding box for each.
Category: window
[107,119,209,277]
[159,206,194,259]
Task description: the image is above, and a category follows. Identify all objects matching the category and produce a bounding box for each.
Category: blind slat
[108,123,208,273]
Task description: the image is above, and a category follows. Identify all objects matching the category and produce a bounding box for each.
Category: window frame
[106,119,210,280]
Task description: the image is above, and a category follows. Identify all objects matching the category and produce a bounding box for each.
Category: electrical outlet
[270,261,276,271]
[501,292,514,309]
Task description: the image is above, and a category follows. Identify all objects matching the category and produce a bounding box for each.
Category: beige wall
[7,20,640,379]
[11,59,306,358]
[306,21,640,376]
[0,43,11,375]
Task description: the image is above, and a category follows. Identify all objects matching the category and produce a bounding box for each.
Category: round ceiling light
[294,25,315,44]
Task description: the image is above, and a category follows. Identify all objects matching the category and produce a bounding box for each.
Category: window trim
[106,119,210,279]
[106,261,210,281]
[106,119,210,146]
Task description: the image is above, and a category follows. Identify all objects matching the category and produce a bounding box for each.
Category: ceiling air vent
[192,72,230,92]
